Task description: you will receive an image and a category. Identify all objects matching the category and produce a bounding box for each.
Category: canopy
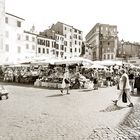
[93,60,123,66]
[83,63,107,69]
[54,57,94,66]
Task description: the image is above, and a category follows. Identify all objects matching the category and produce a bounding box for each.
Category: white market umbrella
[54,57,94,66]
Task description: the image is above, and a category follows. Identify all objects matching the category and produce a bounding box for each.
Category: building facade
[4,13,25,64]
[117,40,140,64]
[50,22,83,59]
[0,12,84,64]
[39,29,65,59]
[85,23,118,61]
[37,35,56,59]
[0,0,5,63]
[23,30,37,59]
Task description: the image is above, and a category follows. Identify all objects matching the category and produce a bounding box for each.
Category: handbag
[122,91,127,103]
[117,84,120,90]
[64,78,70,84]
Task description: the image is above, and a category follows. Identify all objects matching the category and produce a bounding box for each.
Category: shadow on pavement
[79,89,93,92]
[0,82,59,90]
[131,94,140,97]
[100,104,127,112]
[46,94,63,98]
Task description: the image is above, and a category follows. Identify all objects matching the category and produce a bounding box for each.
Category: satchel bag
[64,78,70,84]
[117,84,120,90]
[122,91,127,103]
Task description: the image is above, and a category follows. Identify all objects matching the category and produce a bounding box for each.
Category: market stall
[34,57,94,89]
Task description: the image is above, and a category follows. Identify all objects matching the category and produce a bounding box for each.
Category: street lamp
[121,39,124,65]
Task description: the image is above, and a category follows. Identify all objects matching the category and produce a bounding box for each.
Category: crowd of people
[0,63,140,99]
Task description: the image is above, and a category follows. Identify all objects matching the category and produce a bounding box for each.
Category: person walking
[105,69,112,87]
[113,69,133,107]
[93,68,99,90]
[60,69,70,95]
[128,69,135,94]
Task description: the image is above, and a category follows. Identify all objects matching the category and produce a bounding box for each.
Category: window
[52,50,55,55]
[79,42,81,46]
[70,42,72,47]
[52,42,54,48]
[56,44,59,49]
[75,48,77,52]
[32,45,35,50]
[38,48,41,53]
[107,54,110,59]
[61,45,64,50]
[47,49,49,54]
[79,48,80,53]
[70,36,72,39]
[104,55,106,59]
[26,44,29,49]
[5,31,9,38]
[70,29,72,32]
[32,37,35,42]
[64,41,67,46]
[79,31,81,34]
[26,35,29,41]
[78,36,81,40]
[111,54,114,59]
[37,39,40,44]
[46,40,50,47]
[108,42,110,45]
[75,41,77,45]
[56,51,59,57]
[17,46,21,53]
[64,34,67,38]
[17,34,21,40]
[43,48,45,54]
[70,48,72,52]
[61,52,63,58]
[74,29,77,32]
[64,27,67,30]
[74,34,77,39]
[17,21,21,27]
[5,44,9,52]
[60,37,64,41]
[56,36,59,40]
[5,17,8,23]
[65,47,66,52]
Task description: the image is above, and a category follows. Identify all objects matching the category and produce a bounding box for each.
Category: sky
[5,0,140,42]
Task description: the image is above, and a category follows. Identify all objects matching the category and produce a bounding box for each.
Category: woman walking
[60,69,70,95]
[113,69,133,107]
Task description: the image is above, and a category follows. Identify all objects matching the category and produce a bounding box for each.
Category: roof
[24,30,38,36]
[37,34,55,40]
[6,12,25,21]
[57,21,82,32]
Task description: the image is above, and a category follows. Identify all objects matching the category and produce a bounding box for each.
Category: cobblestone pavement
[88,99,140,140]
[0,82,140,140]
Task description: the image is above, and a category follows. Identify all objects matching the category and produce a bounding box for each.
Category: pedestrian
[71,72,81,89]
[60,69,70,95]
[113,69,133,107]
[105,69,112,86]
[128,69,135,94]
[93,68,99,90]
[134,72,140,95]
